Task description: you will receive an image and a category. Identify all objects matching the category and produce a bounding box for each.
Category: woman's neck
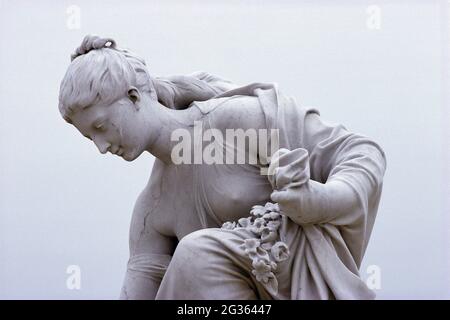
[145,101,201,164]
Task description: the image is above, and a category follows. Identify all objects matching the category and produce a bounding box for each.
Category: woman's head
[59,35,157,161]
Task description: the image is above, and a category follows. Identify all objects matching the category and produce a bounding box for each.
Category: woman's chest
[199,164,273,223]
[151,162,273,238]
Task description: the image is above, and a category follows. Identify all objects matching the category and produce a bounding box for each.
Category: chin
[122,153,134,162]
[122,149,142,162]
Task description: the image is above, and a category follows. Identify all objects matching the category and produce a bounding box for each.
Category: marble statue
[58,35,387,300]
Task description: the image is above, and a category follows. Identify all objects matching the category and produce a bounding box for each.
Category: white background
[0,0,449,299]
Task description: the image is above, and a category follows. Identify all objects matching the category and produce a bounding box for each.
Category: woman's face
[69,96,150,161]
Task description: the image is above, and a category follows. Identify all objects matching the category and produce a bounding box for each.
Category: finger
[84,35,99,52]
[80,34,93,52]
[270,190,290,204]
[269,148,290,169]
[92,37,106,50]
[73,35,96,59]
[267,148,290,175]
[95,37,115,49]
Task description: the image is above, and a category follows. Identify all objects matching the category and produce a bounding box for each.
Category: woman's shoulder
[192,95,266,131]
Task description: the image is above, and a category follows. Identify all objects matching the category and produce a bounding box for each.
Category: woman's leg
[155,228,272,300]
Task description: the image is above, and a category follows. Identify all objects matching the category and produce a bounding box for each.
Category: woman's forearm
[154,72,238,109]
[271,178,359,225]
[269,145,382,226]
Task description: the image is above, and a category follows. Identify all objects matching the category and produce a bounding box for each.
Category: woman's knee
[158,228,259,299]
[174,229,216,260]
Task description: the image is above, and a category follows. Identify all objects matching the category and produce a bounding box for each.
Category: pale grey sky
[0,0,448,299]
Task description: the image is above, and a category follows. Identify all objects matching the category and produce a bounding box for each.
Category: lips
[109,146,124,156]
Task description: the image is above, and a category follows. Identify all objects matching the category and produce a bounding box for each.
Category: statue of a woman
[58,35,387,300]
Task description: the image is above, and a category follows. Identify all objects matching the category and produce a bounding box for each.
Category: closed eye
[93,121,106,131]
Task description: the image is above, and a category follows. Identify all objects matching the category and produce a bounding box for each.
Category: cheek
[125,116,147,144]
[112,121,143,152]
[110,108,146,151]
[106,124,122,144]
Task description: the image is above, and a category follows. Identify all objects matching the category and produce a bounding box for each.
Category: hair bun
[71,35,117,61]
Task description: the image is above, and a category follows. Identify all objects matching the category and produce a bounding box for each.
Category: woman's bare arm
[153,71,239,109]
[120,165,177,300]
[270,113,387,226]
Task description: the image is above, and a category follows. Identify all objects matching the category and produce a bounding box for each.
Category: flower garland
[221,202,290,293]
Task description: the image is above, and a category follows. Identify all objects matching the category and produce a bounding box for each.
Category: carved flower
[238,217,251,228]
[264,202,280,213]
[266,220,281,231]
[251,259,274,283]
[269,260,277,271]
[261,227,278,243]
[250,205,266,218]
[268,211,281,220]
[261,242,274,251]
[262,213,271,220]
[250,218,266,235]
[271,242,290,262]
[254,248,271,263]
[240,238,260,256]
[221,221,236,230]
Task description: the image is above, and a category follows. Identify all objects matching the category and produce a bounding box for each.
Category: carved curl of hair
[70,35,117,61]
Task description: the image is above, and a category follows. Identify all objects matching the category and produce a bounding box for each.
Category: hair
[58,35,155,123]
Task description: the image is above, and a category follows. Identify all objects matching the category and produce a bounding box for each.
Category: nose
[93,136,111,154]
